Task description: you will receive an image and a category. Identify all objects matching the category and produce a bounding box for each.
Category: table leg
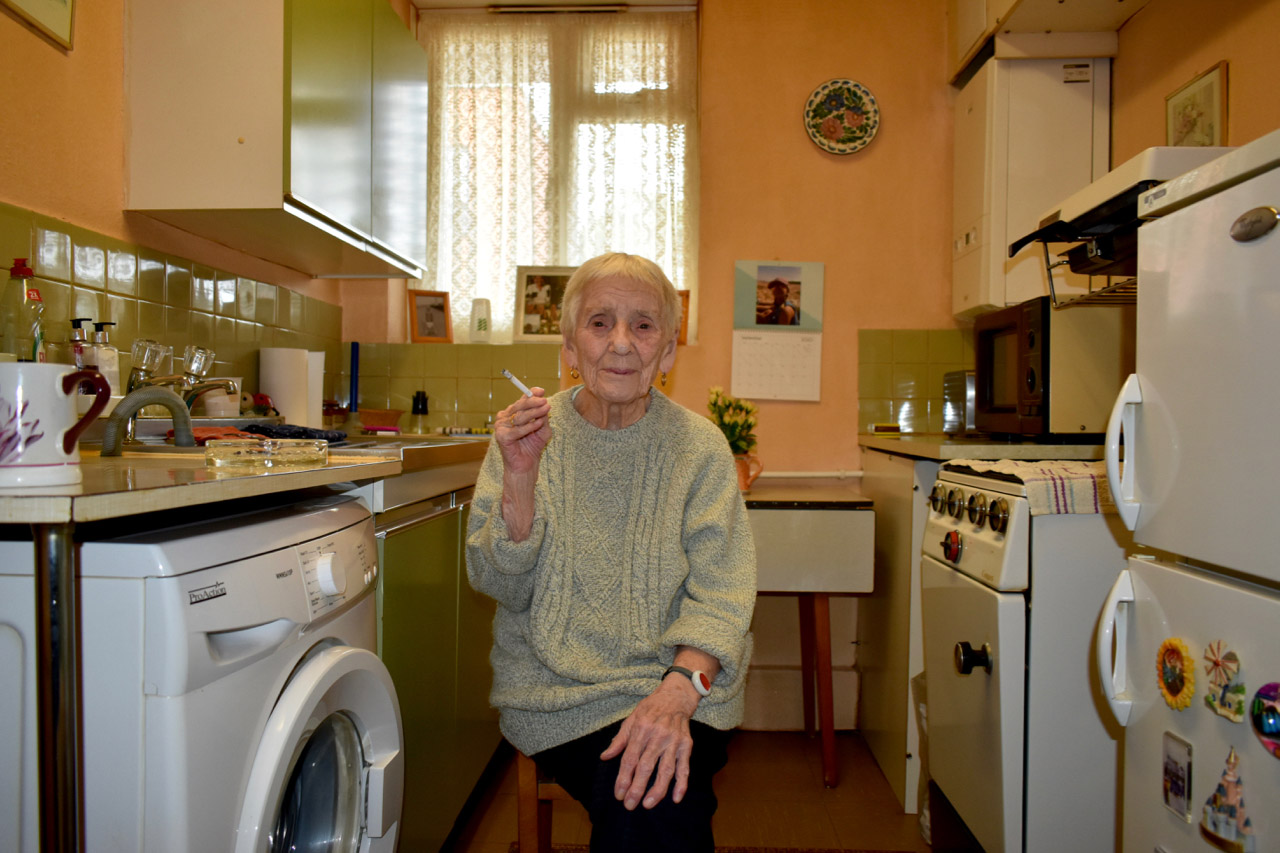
[813,592,838,787]
[33,522,83,852]
[797,594,816,736]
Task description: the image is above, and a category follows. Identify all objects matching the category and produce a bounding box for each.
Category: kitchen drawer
[748,507,874,593]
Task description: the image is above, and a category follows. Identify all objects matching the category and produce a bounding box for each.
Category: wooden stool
[516,750,571,853]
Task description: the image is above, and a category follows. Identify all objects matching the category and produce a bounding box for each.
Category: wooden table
[745,479,874,787]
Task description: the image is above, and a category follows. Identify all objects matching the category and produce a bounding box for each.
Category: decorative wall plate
[803,79,880,155]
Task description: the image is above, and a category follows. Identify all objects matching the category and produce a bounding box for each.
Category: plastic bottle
[1,258,45,362]
[407,390,430,434]
[92,321,121,397]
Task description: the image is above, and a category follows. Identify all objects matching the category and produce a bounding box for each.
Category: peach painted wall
[669,0,955,472]
[1113,0,1280,159]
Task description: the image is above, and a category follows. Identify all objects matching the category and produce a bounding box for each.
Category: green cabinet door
[453,503,502,798]
[287,0,373,235]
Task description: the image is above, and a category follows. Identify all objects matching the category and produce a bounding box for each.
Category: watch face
[695,671,711,694]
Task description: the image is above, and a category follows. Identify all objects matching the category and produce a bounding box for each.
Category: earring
[569,367,580,380]
[660,372,668,386]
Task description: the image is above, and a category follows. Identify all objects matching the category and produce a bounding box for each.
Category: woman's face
[564,275,676,422]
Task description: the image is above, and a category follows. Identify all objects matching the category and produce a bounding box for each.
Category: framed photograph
[677,290,690,345]
[514,265,575,342]
[1166,61,1228,147]
[2,0,75,48]
[407,290,452,343]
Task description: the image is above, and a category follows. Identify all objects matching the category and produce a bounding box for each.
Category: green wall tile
[189,311,215,349]
[891,330,929,363]
[858,362,892,398]
[214,274,236,316]
[457,376,491,412]
[107,250,138,296]
[138,254,165,302]
[490,344,522,378]
[36,278,70,335]
[928,329,964,363]
[107,295,139,349]
[165,305,191,338]
[359,343,391,376]
[858,329,893,364]
[192,266,216,313]
[892,364,928,398]
[283,289,304,329]
[356,375,390,409]
[165,261,192,309]
[137,301,165,340]
[388,376,420,413]
[34,226,71,282]
[71,288,104,330]
[73,244,106,289]
[422,344,458,378]
[420,378,457,414]
[237,278,258,322]
[254,281,276,326]
[455,344,491,378]
[389,343,424,377]
[524,343,562,376]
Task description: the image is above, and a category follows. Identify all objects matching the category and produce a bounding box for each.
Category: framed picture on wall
[2,0,75,48]
[407,290,452,343]
[1166,61,1228,147]
[514,266,575,342]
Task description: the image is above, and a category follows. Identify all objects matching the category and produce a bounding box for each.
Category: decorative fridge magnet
[1204,640,1247,722]
[1158,637,1197,711]
[803,79,879,155]
[1162,731,1194,822]
[1200,747,1256,853]
[1250,682,1280,759]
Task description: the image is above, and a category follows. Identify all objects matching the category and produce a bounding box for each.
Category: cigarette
[501,368,532,397]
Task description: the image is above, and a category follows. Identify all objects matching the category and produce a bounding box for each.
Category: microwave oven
[973,296,1135,437]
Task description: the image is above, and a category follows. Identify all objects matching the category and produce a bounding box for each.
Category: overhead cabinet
[126,0,427,279]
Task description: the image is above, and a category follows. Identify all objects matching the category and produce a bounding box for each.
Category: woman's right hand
[494,388,552,475]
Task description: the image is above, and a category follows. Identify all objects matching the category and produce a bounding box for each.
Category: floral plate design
[804,79,880,155]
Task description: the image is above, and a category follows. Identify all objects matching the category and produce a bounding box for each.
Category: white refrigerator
[1100,129,1280,853]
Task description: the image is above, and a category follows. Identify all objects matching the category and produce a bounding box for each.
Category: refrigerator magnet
[1203,640,1247,723]
[1199,747,1257,852]
[1162,731,1194,822]
[1250,682,1280,760]
[1158,637,1197,711]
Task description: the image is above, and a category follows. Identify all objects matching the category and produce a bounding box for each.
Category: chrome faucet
[184,379,240,410]
[122,343,219,444]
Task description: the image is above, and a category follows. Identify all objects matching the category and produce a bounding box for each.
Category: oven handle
[1105,373,1143,530]
[1095,568,1135,727]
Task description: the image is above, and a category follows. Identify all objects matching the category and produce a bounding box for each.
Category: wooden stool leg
[814,592,838,787]
[798,593,817,736]
[516,751,550,853]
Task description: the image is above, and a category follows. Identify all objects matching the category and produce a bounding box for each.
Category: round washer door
[235,645,404,853]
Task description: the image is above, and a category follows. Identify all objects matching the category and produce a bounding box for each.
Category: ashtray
[204,438,329,471]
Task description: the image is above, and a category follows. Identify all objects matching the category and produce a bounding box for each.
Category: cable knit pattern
[466,388,757,755]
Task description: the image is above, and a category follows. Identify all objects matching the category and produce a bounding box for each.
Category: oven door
[922,554,1025,853]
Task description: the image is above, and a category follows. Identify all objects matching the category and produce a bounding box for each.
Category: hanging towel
[945,459,1116,516]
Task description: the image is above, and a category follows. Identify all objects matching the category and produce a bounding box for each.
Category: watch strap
[663,665,711,697]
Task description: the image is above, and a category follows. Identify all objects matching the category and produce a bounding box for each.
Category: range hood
[1008,146,1232,304]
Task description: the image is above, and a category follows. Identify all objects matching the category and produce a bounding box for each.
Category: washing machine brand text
[188,581,227,605]
[276,568,293,579]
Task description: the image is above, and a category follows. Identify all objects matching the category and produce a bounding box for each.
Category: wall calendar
[729,260,824,402]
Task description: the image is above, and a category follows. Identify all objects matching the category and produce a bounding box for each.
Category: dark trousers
[532,720,732,853]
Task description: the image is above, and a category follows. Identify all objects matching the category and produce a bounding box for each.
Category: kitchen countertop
[744,477,872,509]
[858,433,1106,462]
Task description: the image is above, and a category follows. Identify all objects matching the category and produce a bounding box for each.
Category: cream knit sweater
[465,388,757,756]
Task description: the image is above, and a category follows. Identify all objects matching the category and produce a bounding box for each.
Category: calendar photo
[733,260,824,332]
[730,260,824,402]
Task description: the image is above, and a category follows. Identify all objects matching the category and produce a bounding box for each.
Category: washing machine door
[236,645,404,853]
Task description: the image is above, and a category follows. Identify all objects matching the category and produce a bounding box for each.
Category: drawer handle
[954,641,992,675]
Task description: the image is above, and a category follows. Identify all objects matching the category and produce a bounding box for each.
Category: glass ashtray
[204,438,329,471]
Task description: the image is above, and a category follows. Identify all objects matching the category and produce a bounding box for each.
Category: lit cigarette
[501,368,532,397]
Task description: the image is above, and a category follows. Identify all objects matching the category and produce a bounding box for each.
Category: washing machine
[0,493,404,852]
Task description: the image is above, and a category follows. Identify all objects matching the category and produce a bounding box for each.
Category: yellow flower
[1157,637,1196,711]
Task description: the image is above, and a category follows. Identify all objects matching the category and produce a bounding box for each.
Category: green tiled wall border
[0,200,343,396]
[345,342,561,432]
[858,328,973,433]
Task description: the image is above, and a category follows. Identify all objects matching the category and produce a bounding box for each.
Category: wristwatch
[663,665,711,697]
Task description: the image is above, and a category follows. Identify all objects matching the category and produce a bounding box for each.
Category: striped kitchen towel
[947,459,1116,516]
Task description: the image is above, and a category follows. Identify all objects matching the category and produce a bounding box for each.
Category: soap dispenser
[407,391,430,435]
[47,317,93,369]
[91,321,121,396]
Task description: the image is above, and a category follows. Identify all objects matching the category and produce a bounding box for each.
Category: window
[418,11,698,342]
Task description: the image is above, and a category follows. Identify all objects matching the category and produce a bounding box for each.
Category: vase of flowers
[707,386,763,493]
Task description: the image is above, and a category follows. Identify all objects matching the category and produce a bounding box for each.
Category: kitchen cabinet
[951,55,1110,319]
[126,0,428,279]
[377,491,499,851]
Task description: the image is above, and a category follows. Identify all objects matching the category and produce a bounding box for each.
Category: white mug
[0,363,111,487]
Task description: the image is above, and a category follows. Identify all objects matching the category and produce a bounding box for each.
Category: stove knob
[987,498,1010,534]
[967,492,988,527]
[940,529,963,562]
[946,488,965,519]
[954,641,993,675]
[929,483,947,513]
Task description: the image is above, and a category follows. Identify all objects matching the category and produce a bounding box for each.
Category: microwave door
[1128,164,1280,583]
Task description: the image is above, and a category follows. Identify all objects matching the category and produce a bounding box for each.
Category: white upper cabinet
[127,0,428,279]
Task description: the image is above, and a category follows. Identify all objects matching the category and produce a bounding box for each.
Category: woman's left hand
[600,677,701,810]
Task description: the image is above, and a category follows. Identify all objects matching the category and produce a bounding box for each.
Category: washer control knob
[954,641,993,675]
[946,488,966,519]
[315,552,345,597]
[967,492,988,527]
[988,498,1010,534]
[940,530,963,562]
[929,483,947,513]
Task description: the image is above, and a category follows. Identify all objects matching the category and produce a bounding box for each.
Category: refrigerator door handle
[1096,569,1135,727]
[1106,373,1143,530]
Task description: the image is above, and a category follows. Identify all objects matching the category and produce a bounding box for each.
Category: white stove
[921,465,1134,852]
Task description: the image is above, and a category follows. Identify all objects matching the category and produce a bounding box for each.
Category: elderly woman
[466,252,756,852]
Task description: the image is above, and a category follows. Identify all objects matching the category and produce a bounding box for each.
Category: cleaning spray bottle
[1,258,45,362]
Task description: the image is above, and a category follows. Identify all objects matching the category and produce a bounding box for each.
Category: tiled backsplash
[346,343,562,432]
[858,328,973,433]
[0,200,342,395]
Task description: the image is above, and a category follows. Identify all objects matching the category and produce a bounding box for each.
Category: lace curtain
[417,11,699,343]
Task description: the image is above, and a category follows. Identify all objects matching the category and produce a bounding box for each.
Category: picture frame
[407,290,452,343]
[514,265,575,343]
[1166,61,1228,147]
[2,0,75,48]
